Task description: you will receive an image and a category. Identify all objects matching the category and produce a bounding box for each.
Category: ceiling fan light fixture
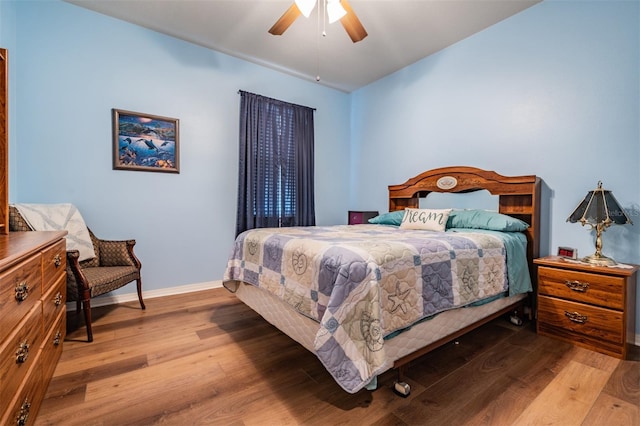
[295,0,316,18]
[327,0,347,23]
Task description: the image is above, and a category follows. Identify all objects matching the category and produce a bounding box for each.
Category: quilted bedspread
[223,224,530,393]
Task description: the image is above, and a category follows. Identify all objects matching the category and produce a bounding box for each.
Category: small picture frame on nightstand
[557,246,578,259]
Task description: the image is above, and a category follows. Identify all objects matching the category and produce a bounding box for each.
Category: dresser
[534,255,639,359]
[0,231,67,425]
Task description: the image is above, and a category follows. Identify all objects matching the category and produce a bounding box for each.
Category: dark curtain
[236,91,315,236]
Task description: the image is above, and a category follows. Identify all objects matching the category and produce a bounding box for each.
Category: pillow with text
[399,208,452,231]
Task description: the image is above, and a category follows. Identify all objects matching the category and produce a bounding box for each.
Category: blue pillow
[447,209,529,232]
[368,211,404,226]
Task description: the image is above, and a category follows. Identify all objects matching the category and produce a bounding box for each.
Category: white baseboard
[66,280,223,311]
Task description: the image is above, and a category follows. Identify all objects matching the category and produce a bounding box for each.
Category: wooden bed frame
[388,166,541,376]
[227,166,542,393]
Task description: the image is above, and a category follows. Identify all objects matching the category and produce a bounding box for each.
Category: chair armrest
[96,239,141,268]
[67,249,80,265]
[67,250,90,294]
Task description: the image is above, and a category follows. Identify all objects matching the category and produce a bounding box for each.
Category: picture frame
[112,109,180,173]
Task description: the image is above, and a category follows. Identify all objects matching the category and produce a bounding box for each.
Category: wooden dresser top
[0,231,67,271]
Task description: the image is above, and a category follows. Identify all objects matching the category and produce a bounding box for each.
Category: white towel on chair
[13,203,96,261]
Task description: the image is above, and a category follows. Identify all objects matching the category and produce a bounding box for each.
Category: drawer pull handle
[564,311,588,324]
[54,253,62,267]
[16,341,30,363]
[14,282,29,301]
[565,280,589,292]
[53,331,62,346]
[54,291,63,306]
[16,398,31,426]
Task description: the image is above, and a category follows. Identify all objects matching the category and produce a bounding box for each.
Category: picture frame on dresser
[112,108,180,174]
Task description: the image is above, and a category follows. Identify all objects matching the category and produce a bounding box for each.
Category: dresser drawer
[1,362,44,426]
[41,308,65,386]
[537,295,623,345]
[0,254,42,343]
[41,238,66,293]
[537,266,624,310]
[42,274,66,333]
[0,303,43,414]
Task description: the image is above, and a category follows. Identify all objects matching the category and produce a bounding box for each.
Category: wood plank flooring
[36,288,639,425]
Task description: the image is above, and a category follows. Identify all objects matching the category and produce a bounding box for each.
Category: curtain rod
[238,90,316,111]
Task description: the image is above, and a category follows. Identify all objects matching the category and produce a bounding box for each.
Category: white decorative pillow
[399,208,452,231]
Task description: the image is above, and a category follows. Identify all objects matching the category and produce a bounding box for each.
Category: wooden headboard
[388,166,541,278]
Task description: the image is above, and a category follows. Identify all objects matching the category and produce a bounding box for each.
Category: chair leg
[136,278,146,310]
[82,298,94,342]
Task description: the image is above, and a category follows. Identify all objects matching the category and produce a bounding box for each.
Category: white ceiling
[65,0,541,93]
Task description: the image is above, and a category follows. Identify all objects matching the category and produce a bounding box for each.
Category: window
[236,91,315,236]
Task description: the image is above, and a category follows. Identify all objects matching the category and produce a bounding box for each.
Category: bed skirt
[230,280,527,377]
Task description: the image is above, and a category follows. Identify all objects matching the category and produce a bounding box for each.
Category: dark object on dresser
[9,205,145,342]
[348,210,379,225]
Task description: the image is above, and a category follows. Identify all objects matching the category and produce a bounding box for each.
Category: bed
[223,166,541,394]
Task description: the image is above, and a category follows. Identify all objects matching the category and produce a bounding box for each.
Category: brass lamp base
[581,253,617,266]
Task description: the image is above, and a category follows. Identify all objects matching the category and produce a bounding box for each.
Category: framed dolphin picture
[112,109,180,173]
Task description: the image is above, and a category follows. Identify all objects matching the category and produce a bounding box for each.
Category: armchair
[9,206,145,342]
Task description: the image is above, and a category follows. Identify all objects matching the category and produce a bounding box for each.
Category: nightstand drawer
[538,266,624,310]
[537,295,623,344]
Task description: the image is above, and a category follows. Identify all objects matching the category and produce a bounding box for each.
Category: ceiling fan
[269,0,368,43]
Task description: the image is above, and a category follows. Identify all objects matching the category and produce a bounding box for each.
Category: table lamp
[567,181,633,266]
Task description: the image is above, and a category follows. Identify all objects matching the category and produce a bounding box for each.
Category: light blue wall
[1,0,351,293]
[3,1,640,335]
[351,1,640,333]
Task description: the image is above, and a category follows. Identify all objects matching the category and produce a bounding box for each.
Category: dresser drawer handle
[14,282,29,301]
[565,280,589,292]
[54,253,62,268]
[16,341,30,363]
[16,398,31,426]
[53,331,62,346]
[54,291,63,306]
[564,311,588,324]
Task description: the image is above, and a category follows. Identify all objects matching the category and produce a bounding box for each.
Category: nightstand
[348,211,379,225]
[534,256,639,359]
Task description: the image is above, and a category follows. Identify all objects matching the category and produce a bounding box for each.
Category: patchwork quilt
[223,224,529,393]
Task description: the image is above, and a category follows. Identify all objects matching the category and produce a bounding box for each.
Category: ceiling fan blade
[339,0,367,43]
[268,3,302,36]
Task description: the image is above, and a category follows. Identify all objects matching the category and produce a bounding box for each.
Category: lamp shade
[567,181,633,226]
[567,181,632,266]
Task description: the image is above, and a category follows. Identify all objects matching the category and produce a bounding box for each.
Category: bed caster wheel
[393,381,411,397]
[509,314,523,326]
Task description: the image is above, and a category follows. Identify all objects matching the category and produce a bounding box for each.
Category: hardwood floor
[36,288,639,425]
